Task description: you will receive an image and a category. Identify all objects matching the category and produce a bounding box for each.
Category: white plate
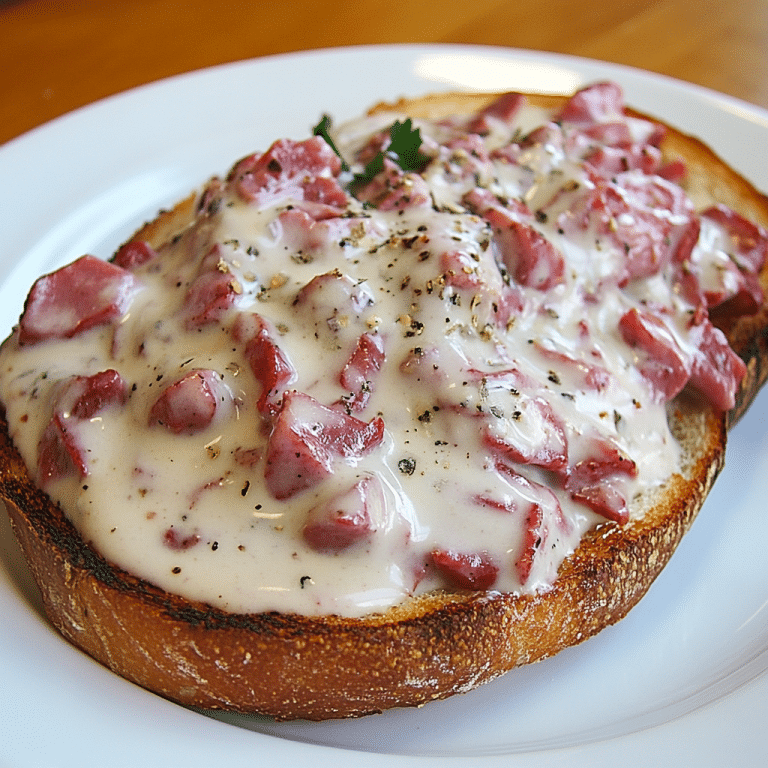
[2,44,768,768]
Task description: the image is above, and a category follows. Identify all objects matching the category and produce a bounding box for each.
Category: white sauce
[0,98,722,618]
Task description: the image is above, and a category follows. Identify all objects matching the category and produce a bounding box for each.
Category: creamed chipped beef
[1,82,765,618]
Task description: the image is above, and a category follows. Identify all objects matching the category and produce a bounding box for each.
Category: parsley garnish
[312,114,349,171]
[386,118,431,172]
[352,119,431,190]
[312,115,431,194]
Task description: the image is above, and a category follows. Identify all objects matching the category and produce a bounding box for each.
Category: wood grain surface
[1,0,767,147]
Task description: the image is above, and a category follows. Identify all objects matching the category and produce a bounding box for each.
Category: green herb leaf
[350,152,385,191]
[312,114,349,171]
[387,118,430,172]
[313,115,431,196]
[351,119,430,192]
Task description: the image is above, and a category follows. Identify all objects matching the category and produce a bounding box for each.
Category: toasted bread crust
[1,90,766,720]
[0,401,726,719]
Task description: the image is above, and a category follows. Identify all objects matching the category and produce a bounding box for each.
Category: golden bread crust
[0,401,726,720]
[1,90,766,720]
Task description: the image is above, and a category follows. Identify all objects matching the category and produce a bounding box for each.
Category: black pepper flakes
[398,457,416,475]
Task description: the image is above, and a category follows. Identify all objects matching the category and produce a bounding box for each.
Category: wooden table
[2,0,767,148]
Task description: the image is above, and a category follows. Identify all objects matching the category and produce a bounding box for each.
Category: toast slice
[1,86,767,721]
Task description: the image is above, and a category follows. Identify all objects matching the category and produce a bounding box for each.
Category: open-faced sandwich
[0,82,766,720]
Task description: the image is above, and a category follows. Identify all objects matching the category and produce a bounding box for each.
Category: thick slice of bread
[1,89,767,721]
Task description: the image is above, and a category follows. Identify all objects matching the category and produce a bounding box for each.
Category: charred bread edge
[0,90,766,721]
